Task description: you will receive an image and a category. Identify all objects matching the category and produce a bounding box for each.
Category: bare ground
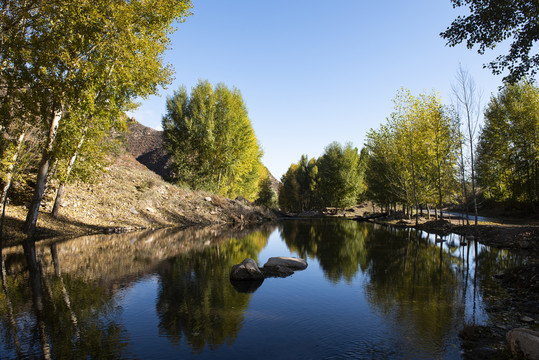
[2,152,275,247]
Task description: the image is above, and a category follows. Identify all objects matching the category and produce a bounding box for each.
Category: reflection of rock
[260,264,294,278]
[506,328,539,360]
[230,257,308,287]
[230,258,264,280]
[230,279,264,293]
[263,257,308,270]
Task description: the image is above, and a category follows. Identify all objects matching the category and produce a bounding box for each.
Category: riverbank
[2,152,275,247]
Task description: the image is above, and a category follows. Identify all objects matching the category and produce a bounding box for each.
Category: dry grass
[2,153,275,247]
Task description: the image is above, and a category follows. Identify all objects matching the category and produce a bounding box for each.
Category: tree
[278,155,319,212]
[364,89,459,219]
[317,142,362,209]
[477,81,539,210]
[255,173,277,208]
[441,0,539,83]
[278,142,363,212]
[0,0,192,237]
[452,66,482,225]
[162,80,263,201]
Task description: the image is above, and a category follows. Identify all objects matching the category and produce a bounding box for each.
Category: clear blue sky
[129,0,507,179]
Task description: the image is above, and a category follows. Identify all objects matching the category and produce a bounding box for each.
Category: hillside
[2,121,278,246]
[124,119,173,180]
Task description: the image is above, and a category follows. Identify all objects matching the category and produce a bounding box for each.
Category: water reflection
[0,225,274,358]
[279,220,524,355]
[280,219,368,283]
[0,220,524,359]
[155,228,271,351]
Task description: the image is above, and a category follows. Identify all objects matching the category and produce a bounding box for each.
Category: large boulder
[263,257,308,270]
[230,258,264,281]
[506,328,539,360]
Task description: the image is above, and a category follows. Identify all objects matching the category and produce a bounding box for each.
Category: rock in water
[506,328,539,360]
[263,257,308,270]
[230,258,264,281]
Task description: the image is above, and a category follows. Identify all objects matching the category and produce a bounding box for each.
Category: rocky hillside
[124,119,172,180]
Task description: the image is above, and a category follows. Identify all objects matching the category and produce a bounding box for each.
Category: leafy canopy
[162,80,263,201]
[441,0,539,83]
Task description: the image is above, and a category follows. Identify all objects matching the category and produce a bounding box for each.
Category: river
[0,219,523,359]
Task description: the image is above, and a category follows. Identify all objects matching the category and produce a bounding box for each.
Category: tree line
[278,79,539,218]
[278,142,365,212]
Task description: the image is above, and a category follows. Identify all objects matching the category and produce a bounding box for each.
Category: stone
[230,258,264,281]
[146,207,155,213]
[129,207,139,215]
[521,316,534,323]
[204,196,212,202]
[263,257,308,270]
[506,328,539,360]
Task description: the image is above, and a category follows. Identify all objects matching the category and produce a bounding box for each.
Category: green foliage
[255,173,277,208]
[162,80,263,201]
[476,81,539,206]
[1,0,193,232]
[278,142,364,212]
[441,0,539,83]
[317,142,363,208]
[364,89,459,211]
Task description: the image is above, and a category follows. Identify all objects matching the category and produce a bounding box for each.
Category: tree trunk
[24,107,62,237]
[469,134,478,226]
[0,132,26,218]
[0,132,26,249]
[51,127,87,218]
[410,145,419,226]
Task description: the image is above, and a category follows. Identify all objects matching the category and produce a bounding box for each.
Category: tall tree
[364,89,459,219]
[317,142,362,209]
[441,0,539,83]
[0,0,192,237]
[477,81,539,210]
[162,80,263,201]
[452,66,482,225]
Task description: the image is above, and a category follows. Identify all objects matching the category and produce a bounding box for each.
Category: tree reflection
[0,242,132,359]
[281,220,468,349]
[280,219,368,283]
[362,228,459,345]
[155,228,271,352]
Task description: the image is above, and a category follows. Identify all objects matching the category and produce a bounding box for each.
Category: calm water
[0,219,523,359]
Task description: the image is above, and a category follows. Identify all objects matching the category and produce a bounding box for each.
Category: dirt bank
[2,153,275,247]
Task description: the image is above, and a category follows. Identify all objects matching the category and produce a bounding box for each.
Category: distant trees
[162,80,263,201]
[364,90,459,220]
[278,142,364,212]
[441,0,539,83]
[255,172,278,208]
[476,81,539,210]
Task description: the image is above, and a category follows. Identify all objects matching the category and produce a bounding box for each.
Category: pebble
[521,316,534,323]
